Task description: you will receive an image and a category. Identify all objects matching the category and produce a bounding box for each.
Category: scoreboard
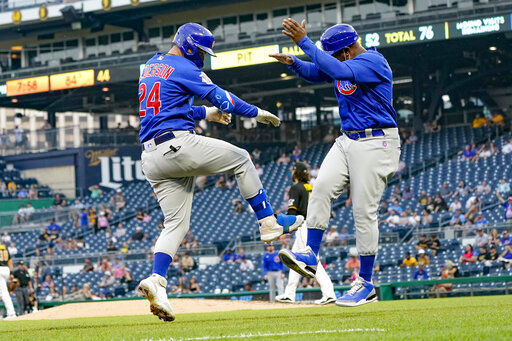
[361,14,511,48]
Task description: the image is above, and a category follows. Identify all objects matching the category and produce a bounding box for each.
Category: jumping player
[271,19,400,307]
[136,23,303,321]
[0,241,16,319]
[275,162,336,305]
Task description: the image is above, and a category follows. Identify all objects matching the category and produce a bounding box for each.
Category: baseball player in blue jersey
[271,19,400,307]
[136,23,303,321]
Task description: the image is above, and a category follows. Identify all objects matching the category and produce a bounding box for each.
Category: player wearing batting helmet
[272,19,400,307]
[137,23,304,321]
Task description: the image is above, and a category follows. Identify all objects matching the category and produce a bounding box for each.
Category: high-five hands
[268,53,294,65]
[205,107,232,125]
[281,18,307,44]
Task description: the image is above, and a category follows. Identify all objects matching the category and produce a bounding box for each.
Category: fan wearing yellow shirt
[400,252,418,268]
[472,114,487,128]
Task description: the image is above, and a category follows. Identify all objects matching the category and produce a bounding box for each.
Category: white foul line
[159,328,387,341]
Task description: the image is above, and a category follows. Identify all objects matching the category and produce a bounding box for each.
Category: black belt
[144,130,194,150]
[341,129,384,140]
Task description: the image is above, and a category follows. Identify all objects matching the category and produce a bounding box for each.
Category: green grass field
[1,295,511,340]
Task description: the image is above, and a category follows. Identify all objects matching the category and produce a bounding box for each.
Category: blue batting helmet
[173,23,216,68]
[320,24,359,55]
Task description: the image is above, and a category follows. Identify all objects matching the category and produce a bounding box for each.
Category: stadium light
[489,46,497,51]
[280,73,288,78]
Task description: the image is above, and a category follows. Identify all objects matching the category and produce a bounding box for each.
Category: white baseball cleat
[4,314,16,320]
[275,294,295,303]
[137,274,175,322]
[259,214,304,242]
[314,296,336,305]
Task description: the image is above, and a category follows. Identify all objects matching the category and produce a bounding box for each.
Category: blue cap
[173,23,216,68]
[320,24,359,55]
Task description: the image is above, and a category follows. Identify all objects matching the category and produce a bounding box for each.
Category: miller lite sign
[82,147,145,189]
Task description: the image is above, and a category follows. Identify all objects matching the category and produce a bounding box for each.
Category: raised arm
[269,53,332,83]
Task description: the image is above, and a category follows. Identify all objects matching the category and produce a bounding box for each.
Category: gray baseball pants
[267,270,284,301]
[141,131,262,258]
[307,128,401,256]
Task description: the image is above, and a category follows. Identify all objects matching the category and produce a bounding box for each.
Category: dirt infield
[14,299,308,321]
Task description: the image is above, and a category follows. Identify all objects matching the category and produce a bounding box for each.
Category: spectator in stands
[88,207,97,229]
[130,226,146,242]
[180,252,195,272]
[1,232,10,245]
[226,177,236,189]
[80,283,94,301]
[112,258,125,278]
[222,249,236,263]
[416,234,429,251]
[417,249,430,266]
[488,245,500,261]
[276,153,290,165]
[120,242,130,254]
[475,180,491,195]
[449,197,462,212]
[24,202,34,221]
[41,274,55,290]
[7,180,17,196]
[232,198,245,213]
[254,164,263,177]
[502,138,512,154]
[111,189,126,211]
[339,226,350,246]
[195,175,207,192]
[98,258,113,272]
[498,244,512,269]
[17,187,28,199]
[477,245,489,262]
[76,237,88,250]
[14,126,26,149]
[26,184,38,199]
[310,165,320,179]
[477,145,491,160]
[496,178,511,197]
[325,226,339,246]
[252,148,261,162]
[96,212,110,234]
[8,242,18,257]
[99,204,113,219]
[421,208,433,226]
[47,219,61,233]
[107,241,118,252]
[12,204,27,224]
[472,113,487,128]
[425,196,435,212]
[240,255,254,271]
[455,180,469,197]
[461,145,477,162]
[88,185,103,198]
[345,250,360,271]
[403,186,413,201]
[134,210,144,222]
[292,145,302,162]
[427,234,441,256]
[114,223,126,238]
[378,200,389,215]
[496,194,512,223]
[440,183,453,198]
[433,192,448,212]
[459,244,478,263]
[401,252,417,268]
[82,259,94,273]
[472,213,489,232]
[99,271,116,288]
[189,277,201,293]
[245,283,255,292]
[490,112,505,126]
[450,209,467,226]
[120,268,135,291]
[388,200,403,215]
[215,176,227,189]
[391,186,402,201]
[501,230,511,245]
[395,159,406,180]
[413,264,429,280]
[52,193,67,208]
[418,190,428,206]
[488,229,500,245]
[407,130,418,144]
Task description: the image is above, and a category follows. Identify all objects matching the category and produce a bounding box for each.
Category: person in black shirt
[426,234,441,256]
[12,261,33,315]
[287,163,312,217]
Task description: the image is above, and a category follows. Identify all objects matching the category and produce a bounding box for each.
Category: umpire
[262,244,284,301]
[12,261,32,315]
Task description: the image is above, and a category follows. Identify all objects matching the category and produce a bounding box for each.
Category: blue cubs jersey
[289,37,397,131]
[138,53,258,143]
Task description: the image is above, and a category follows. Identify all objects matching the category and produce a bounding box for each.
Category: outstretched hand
[282,18,307,44]
[268,53,294,65]
[205,107,232,125]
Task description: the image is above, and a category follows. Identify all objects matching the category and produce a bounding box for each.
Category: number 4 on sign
[97,69,111,82]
